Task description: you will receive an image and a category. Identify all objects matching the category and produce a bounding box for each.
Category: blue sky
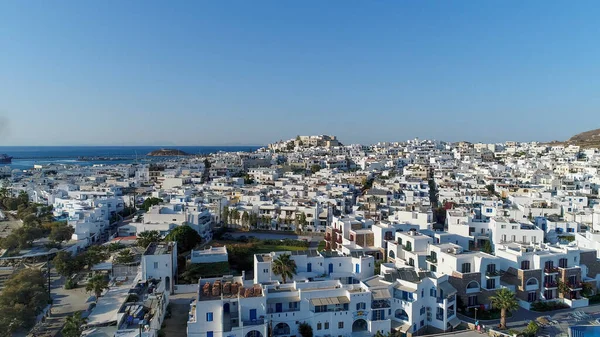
[1,1,599,146]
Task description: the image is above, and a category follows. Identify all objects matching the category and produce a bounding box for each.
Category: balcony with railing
[426,255,437,264]
[243,318,265,326]
[448,309,455,317]
[372,299,391,309]
[544,267,559,274]
[485,270,500,278]
[544,282,558,289]
[568,282,583,290]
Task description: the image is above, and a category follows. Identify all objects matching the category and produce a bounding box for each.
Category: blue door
[307,263,312,272]
[329,263,333,273]
[276,303,283,312]
[250,309,257,321]
[355,263,360,273]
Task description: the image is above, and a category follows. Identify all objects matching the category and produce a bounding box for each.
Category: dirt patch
[162,296,195,337]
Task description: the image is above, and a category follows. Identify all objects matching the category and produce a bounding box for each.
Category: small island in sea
[146,148,190,156]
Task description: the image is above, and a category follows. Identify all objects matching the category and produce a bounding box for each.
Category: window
[544,289,554,300]
[263,269,269,273]
[325,322,329,329]
[521,260,530,270]
[486,279,496,289]
[409,258,414,266]
[501,225,506,229]
[430,287,437,297]
[436,307,444,321]
[511,235,516,242]
[206,312,213,322]
[420,320,424,327]
[528,291,537,302]
[523,236,527,243]
[487,264,496,273]
[207,332,213,337]
[421,290,424,298]
[468,295,478,307]
[461,263,471,273]
[338,322,344,329]
[502,234,507,242]
[356,302,366,310]
[372,309,385,321]
[154,262,158,269]
[317,323,322,330]
[420,306,426,315]
[559,258,568,268]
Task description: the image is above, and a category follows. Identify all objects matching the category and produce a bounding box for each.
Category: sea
[0,146,262,170]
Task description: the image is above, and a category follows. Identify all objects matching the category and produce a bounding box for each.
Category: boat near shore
[0,154,13,164]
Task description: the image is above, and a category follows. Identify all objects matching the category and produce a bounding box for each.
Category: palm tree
[272,254,297,284]
[489,288,519,329]
[86,274,109,301]
[62,311,87,337]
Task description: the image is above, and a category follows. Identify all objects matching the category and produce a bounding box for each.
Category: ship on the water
[0,154,13,164]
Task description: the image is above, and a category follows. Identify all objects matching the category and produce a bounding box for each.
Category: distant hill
[554,128,600,148]
[147,148,189,156]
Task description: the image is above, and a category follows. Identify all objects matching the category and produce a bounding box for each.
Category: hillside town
[2,135,600,337]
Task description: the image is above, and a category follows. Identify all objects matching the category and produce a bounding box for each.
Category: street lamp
[474,307,478,321]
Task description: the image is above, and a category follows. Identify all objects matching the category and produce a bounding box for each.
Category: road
[227,231,323,249]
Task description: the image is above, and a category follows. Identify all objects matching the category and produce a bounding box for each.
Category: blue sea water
[0,146,261,169]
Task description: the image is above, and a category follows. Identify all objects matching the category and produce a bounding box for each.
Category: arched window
[389,250,395,259]
[466,281,480,290]
[526,278,538,286]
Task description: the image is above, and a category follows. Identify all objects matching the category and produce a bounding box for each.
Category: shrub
[65,278,78,290]
[530,300,569,312]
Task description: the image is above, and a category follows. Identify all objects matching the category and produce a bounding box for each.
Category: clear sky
[1,1,599,146]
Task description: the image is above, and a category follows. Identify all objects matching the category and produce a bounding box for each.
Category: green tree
[489,288,519,329]
[62,311,87,337]
[164,225,202,252]
[241,211,249,228]
[222,206,230,225]
[86,274,109,301]
[115,249,134,264]
[482,240,493,254]
[49,222,74,243]
[141,197,163,212]
[0,269,50,333]
[523,321,539,336]
[82,245,109,268]
[298,322,313,337]
[310,164,322,174]
[53,251,83,277]
[272,254,297,284]
[137,230,161,248]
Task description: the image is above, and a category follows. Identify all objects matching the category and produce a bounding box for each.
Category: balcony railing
[243,318,265,326]
[448,310,455,317]
[544,282,557,288]
[567,282,583,290]
[267,307,300,314]
[426,256,437,263]
[436,297,444,304]
[485,270,500,277]
[544,267,559,274]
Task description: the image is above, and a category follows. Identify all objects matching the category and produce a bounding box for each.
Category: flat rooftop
[144,242,172,255]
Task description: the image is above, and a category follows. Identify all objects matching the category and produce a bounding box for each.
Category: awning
[310,296,350,306]
[394,284,416,292]
[372,289,391,300]
[439,281,457,296]
[391,320,411,332]
[448,316,462,328]
[267,296,301,304]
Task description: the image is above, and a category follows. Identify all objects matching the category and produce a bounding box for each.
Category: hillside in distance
[564,128,600,148]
